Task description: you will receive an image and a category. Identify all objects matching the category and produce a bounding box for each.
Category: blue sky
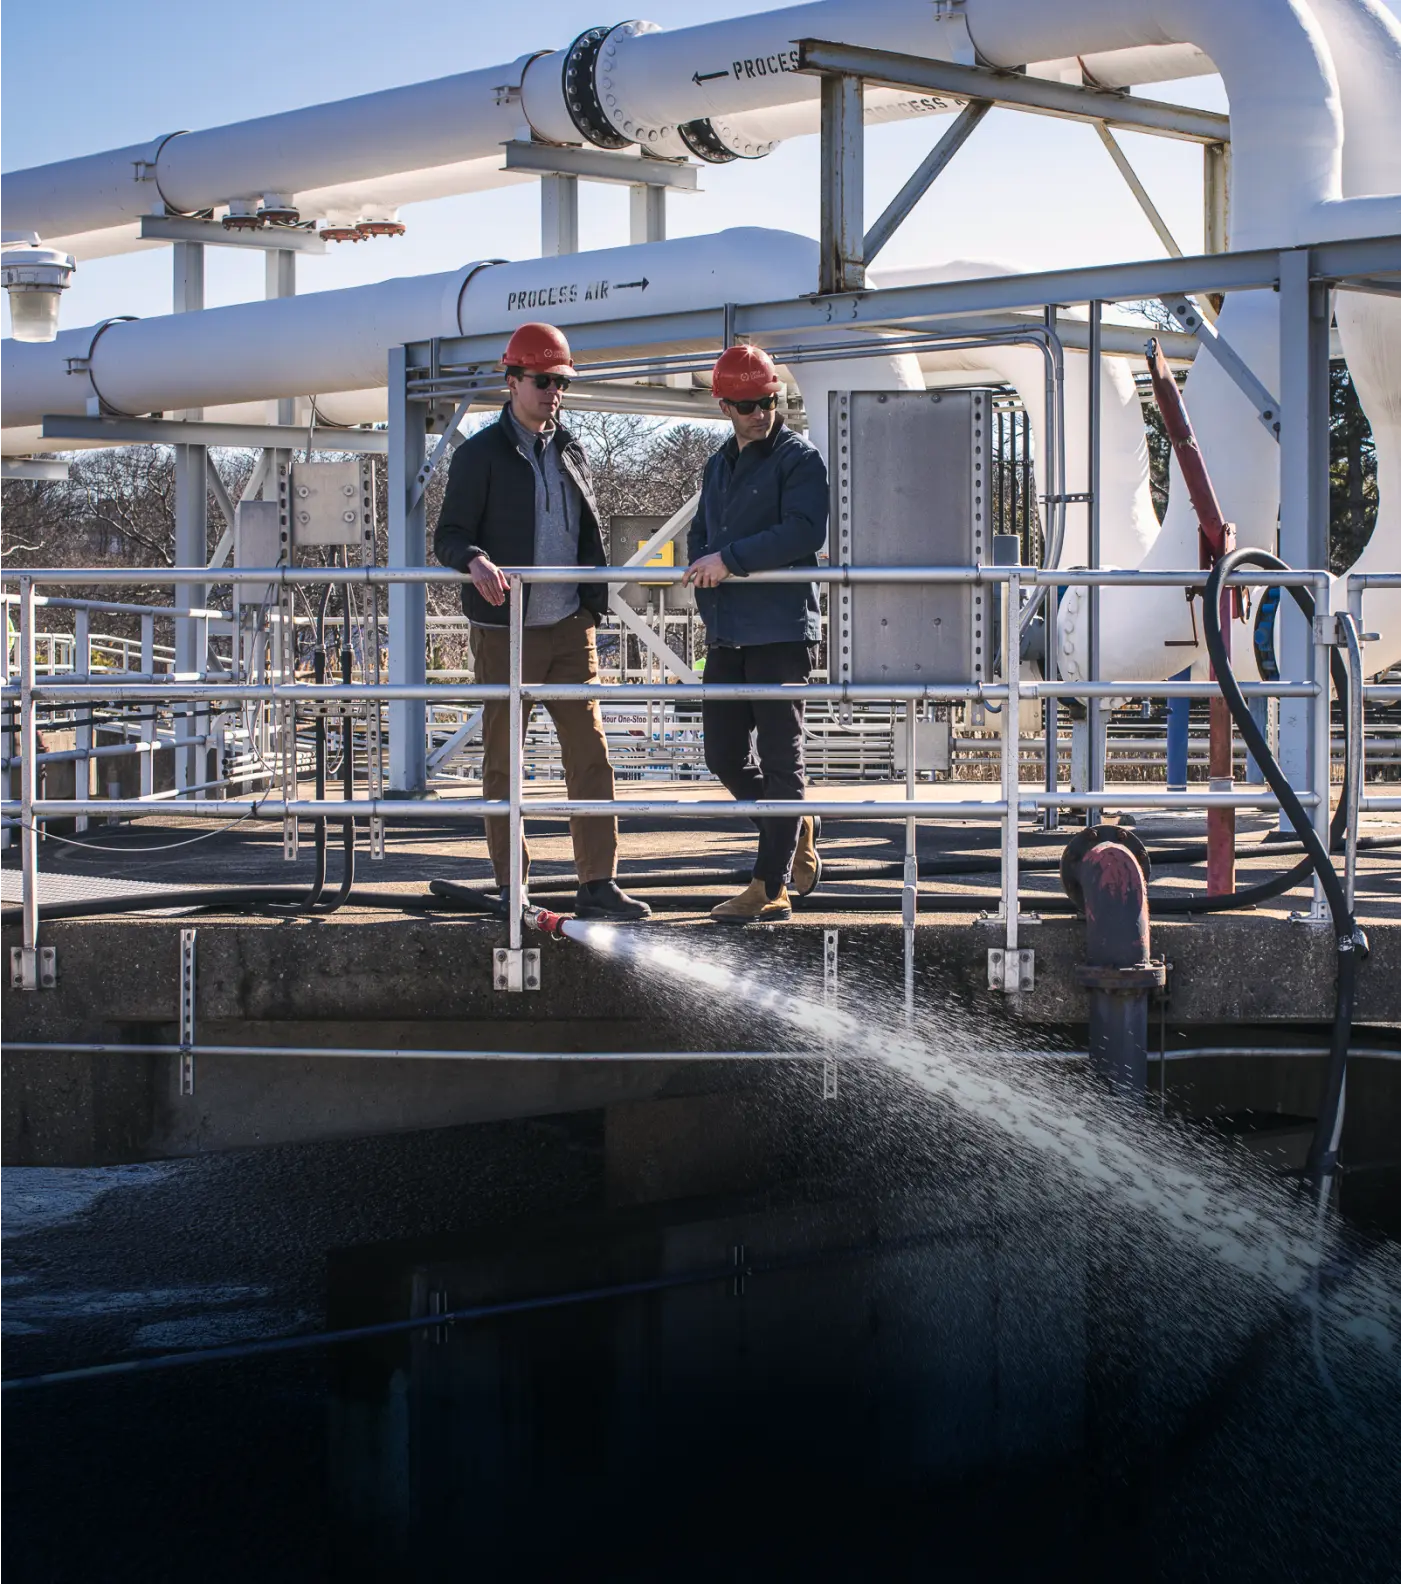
[3,0,1394,332]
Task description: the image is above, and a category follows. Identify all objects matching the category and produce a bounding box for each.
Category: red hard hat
[712,344,782,401]
[501,322,576,376]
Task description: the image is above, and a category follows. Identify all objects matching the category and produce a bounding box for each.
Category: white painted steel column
[19,580,39,957]
[265,249,297,425]
[139,614,155,797]
[173,238,207,798]
[1001,570,1021,954]
[173,448,208,797]
[0,596,11,851]
[73,608,91,833]
[819,72,864,295]
[1086,300,1104,826]
[541,176,579,257]
[387,346,428,793]
[903,703,917,1022]
[1277,247,1331,834]
[629,184,666,245]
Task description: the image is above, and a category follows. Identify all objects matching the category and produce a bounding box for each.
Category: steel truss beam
[415,239,1400,374]
[2,459,69,481]
[796,40,1232,144]
[139,215,327,254]
[501,140,698,190]
[40,416,389,453]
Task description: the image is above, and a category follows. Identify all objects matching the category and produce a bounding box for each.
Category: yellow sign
[637,538,674,586]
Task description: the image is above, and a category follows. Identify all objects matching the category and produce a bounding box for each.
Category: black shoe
[575,879,652,921]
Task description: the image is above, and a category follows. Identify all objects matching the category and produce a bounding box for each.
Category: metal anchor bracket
[493,947,541,993]
[988,947,1035,994]
[178,927,197,1096]
[1158,297,1283,438]
[9,945,57,991]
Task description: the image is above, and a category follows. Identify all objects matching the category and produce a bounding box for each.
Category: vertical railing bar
[508,575,525,954]
[1001,569,1022,952]
[19,579,40,956]
[1086,301,1104,827]
[74,608,91,834]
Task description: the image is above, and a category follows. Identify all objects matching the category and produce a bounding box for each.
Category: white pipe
[1308,0,1401,676]
[1,229,822,430]
[4,0,1216,263]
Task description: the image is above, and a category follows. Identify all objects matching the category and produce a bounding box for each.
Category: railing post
[508,575,525,954]
[387,345,429,793]
[1000,569,1023,973]
[1308,573,1334,920]
[1,595,12,851]
[1276,248,1330,833]
[19,579,41,969]
[140,613,155,797]
[903,700,917,1023]
[74,607,91,833]
[1086,301,1105,827]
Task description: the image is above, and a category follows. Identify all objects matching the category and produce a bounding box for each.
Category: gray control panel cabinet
[829,389,987,687]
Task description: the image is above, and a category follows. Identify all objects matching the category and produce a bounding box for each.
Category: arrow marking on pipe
[614,278,650,292]
[692,70,730,85]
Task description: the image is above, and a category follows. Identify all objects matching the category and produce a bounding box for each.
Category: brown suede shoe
[790,815,822,896]
[709,878,792,924]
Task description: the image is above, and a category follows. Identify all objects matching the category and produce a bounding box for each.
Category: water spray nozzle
[522,904,570,939]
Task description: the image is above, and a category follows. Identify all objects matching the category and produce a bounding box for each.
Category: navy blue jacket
[687,419,829,647]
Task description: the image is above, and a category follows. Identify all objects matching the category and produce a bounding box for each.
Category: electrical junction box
[233,498,281,610]
[829,389,988,687]
[609,513,695,614]
[280,458,376,551]
[892,714,952,775]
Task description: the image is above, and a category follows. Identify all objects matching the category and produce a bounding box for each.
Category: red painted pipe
[1147,337,1236,897]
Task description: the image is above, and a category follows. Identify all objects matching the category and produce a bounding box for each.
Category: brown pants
[470,611,617,886]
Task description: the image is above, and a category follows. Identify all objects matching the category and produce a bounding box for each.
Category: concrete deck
[4,785,1399,1165]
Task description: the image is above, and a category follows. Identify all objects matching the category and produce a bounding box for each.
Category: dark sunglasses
[525,373,570,392]
[724,394,778,415]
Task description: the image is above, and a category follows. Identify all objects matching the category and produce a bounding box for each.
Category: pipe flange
[1077,961,1167,993]
[677,119,739,164]
[594,21,688,155]
[1060,824,1151,914]
[562,25,632,150]
[64,315,141,418]
[700,115,776,161]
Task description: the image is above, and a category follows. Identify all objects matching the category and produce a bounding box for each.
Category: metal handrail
[0,558,1380,977]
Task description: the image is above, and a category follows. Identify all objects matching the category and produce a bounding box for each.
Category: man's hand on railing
[467,554,510,607]
[682,553,730,589]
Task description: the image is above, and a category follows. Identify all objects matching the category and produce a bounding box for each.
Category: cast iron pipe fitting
[1062,825,1166,1096]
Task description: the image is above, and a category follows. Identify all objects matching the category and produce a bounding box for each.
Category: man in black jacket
[433,322,649,922]
[683,344,826,924]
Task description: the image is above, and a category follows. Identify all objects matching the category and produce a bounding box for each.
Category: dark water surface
[5,1065,1400,1582]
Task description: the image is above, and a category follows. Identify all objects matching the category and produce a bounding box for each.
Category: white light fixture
[2,234,75,343]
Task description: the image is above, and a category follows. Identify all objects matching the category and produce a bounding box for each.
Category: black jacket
[686,419,829,647]
[433,404,609,627]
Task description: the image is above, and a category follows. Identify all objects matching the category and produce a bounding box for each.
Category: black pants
[702,642,813,886]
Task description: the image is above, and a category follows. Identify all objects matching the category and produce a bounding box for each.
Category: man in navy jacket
[683,345,827,923]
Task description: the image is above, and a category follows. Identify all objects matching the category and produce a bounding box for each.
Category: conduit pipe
[0,229,920,450]
[4,2,1215,262]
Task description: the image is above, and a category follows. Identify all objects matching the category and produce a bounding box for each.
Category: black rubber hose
[1202,548,1368,1194]
[264,585,333,914]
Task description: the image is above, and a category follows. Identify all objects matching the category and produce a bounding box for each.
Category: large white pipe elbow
[1305,0,1401,676]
